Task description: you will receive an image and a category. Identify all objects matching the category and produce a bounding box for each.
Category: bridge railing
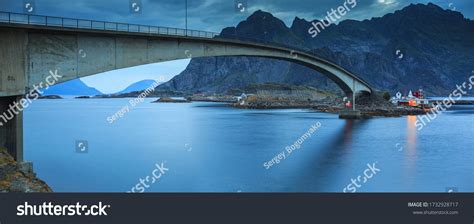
[0,11,329,59]
[0,11,219,39]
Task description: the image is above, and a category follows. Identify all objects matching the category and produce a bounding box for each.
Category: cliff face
[159,3,474,96]
[0,149,52,193]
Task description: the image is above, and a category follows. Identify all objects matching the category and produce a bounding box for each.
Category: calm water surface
[24,98,473,192]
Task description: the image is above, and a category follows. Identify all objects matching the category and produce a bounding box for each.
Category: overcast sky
[1,0,472,93]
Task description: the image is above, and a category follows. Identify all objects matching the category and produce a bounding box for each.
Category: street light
[185,0,188,35]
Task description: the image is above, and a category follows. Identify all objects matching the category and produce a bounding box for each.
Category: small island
[38,95,62,99]
[75,96,91,99]
[152,97,191,103]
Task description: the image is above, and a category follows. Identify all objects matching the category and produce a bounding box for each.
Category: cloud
[0,0,472,32]
[1,0,472,33]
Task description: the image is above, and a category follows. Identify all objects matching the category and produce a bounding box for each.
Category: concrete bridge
[0,11,372,161]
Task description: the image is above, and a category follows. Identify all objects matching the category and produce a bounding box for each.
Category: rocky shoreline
[0,148,52,192]
[187,95,237,103]
[140,90,426,117]
[233,92,426,117]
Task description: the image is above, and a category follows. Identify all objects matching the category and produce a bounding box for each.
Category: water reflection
[293,119,369,191]
[406,116,418,155]
[404,115,418,189]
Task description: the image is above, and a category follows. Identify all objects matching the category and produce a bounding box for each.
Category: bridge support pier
[339,109,361,119]
[339,89,361,119]
[0,95,24,162]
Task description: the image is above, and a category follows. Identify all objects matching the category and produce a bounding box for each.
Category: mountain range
[158,3,474,96]
[42,79,161,96]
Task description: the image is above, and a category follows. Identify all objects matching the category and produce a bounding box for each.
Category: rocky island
[152,97,191,103]
[75,96,91,99]
[38,95,62,99]
[311,92,426,117]
[231,84,426,117]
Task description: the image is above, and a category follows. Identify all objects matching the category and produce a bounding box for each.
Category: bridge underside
[0,26,371,96]
[0,25,373,161]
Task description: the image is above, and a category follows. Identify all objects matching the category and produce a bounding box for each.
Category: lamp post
[185,0,188,35]
[352,79,356,111]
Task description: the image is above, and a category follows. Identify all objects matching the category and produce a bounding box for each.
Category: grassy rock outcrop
[0,148,52,193]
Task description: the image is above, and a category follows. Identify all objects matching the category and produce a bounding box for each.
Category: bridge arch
[10,27,372,97]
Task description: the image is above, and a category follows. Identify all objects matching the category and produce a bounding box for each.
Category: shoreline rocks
[0,148,52,193]
[187,95,237,103]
